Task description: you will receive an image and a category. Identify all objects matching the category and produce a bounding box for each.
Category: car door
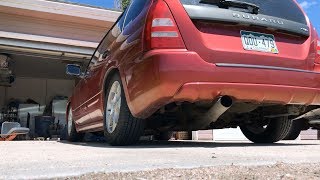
[72,56,105,127]
[81,50,110,127]
[72,68,91,126]
[75,12,128,130]
[71,78,84,121]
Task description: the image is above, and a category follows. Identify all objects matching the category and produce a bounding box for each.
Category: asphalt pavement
[0,140,319,179]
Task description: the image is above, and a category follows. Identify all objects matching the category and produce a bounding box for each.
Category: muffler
[198,96,233,128]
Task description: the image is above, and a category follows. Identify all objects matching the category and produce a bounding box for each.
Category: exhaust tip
[309,119,320,124]
[220,96,233,108]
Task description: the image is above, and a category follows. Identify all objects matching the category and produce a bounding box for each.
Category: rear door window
[180,0,307,24]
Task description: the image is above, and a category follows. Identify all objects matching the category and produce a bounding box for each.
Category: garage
[0,0,120,139]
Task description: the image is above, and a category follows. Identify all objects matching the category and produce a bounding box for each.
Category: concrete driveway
[0,140,319,179]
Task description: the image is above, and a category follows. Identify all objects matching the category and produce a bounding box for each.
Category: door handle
[80,71,90,79]
[102,50,111,59]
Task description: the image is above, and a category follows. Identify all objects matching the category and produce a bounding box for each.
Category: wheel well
[103,68,120,97]
[66,102,71,118]
[67,102,71,109]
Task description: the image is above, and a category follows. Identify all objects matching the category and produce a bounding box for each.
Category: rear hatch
[168,0,317,70]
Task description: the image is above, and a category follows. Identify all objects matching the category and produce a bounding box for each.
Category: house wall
[0,0,120,43]
[198,130,214,141]
[196,128,319,141]
[0,12,107,43]
[300,129,318,140]
[2,77,75,107]
[0,86,5,108]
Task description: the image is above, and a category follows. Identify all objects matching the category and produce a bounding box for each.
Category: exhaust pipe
[309,119,320,124]
[293,108,320,121]
[293,108,320,125]
[198,96,233,128]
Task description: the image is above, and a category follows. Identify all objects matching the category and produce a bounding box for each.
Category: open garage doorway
[0,49,92,139]
[0,0,120,140]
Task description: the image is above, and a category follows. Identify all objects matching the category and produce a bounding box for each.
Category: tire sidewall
[103,74,126,141]
[283,119,303,140]
[155,131,174,141]
[240,116,292,143]
[103,73,145,146]
[66,105,83,142]
[66,107,73,138]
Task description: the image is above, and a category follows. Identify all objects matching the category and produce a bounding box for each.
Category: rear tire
[103,74,145,146]
[283,120,303,140]
[155,131,174,141]
[66,106,84,142]
[240,116,292,143]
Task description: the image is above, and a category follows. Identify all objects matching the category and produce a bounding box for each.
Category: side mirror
[66,64,81,76]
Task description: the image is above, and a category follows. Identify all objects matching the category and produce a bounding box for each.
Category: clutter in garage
[0,54,15,86]
[0,96,68,141]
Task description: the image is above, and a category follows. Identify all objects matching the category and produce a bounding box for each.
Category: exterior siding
[0,12,106,42]
[300,129,319,140]
[198,130,214,140]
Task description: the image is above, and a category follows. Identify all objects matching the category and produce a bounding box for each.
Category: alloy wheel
[67,108,73,136]
[106,81,121,133]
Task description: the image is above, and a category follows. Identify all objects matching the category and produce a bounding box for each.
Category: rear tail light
[144,0,185,50]
[316,39,320,63]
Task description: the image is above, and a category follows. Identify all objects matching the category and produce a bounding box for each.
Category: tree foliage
[121,0,131,9]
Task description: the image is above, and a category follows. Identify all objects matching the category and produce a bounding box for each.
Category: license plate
[241,31,279,54]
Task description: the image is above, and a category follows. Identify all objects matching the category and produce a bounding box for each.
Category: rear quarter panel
[73,0,152,132]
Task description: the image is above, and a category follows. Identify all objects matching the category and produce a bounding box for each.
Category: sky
[65,0,114,9]
[67,0,319,33]
[297,0,320,32]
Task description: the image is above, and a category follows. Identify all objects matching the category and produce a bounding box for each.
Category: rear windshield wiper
[200,0,260,14]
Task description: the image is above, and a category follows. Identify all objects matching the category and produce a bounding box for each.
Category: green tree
[122,0,131,9]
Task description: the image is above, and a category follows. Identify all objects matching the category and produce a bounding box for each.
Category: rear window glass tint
[123,0,149,28]
[180,0,307,24]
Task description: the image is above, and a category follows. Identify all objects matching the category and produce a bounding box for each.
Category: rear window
[123,0,150,29]
[180,0,307,24]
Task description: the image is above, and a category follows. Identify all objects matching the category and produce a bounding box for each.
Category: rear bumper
[174,82,320,105]
[125,50,320,118]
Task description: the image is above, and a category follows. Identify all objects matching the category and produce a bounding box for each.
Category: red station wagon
[66,0,320,145]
